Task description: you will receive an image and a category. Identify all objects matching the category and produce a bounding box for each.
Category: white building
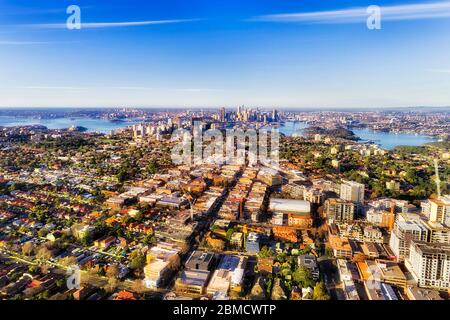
[340,180,365,203]
[389,214,428,261]
[206,255,247,296]
[407,241,450,290]
[268,198,310,214]
[144,242,182,288]
[421,196,450,226]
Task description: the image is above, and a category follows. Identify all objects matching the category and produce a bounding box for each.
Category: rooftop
[269,198,310,213]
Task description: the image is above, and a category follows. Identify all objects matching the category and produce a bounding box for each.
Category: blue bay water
[278,121,309,136]
[0,116,437,149]
[278,121,436,150]
[352,128,436,150]
[0,116,139,134]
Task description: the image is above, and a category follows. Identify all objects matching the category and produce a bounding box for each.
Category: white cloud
[253,1,450,23]
[0,41,52,45]
[26,19,199,29]
[9,86,222,92]
[21,86,89,90]
[426,68,450,73]
[176,88,223,92]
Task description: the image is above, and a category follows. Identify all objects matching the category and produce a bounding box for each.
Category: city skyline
[1,0,450,108]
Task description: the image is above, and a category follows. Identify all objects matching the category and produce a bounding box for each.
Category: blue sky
[0,0,450,108]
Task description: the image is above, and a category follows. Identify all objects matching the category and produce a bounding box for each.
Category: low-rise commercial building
[207,255,247,296]
[174,270,211,295]
[269,198,312,229]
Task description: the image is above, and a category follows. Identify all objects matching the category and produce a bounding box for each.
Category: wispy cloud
[426,68,450,73]
[176,88,223,92]
[0,7,67,16]
[10,86,222,92]
[21,86,89,90]
[252,1,450,24]
[0,41,53,45]
[115,86,158,90]
[25,19,200,29]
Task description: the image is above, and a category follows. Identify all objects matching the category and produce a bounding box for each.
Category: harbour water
[352,128,436,150]
[0,116,139,134]
[278,121,309,137]
[278,121,436,150]
[0,116,437,149]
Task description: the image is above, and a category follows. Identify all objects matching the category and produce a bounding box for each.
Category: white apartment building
[407,241,450,290]
[424,221,450,244]
[389,214,428,261]
[421,196,450,226]
[340,180,365,203]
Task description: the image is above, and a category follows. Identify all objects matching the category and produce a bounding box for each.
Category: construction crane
[181,187,196,220]
[434,159,441,198]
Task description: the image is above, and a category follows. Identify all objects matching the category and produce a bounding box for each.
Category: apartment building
[144,242,182,288]
[407,241,450,290]
[325,198,356,223]
[329,234,352,258]
[389,214,428,261]
[421,196,450,226]
[424,221,450,244]
[340,180,365,203]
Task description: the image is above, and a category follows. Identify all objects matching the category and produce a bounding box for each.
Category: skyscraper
[272,109,278,122]
[220,107,226,122]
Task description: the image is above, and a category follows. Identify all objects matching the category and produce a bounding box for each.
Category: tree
[134,212,143,223]
[292,267,314,288]
[225,228,234,240]
[37,229,48,238]
[129,251,146,270]
[22,242,34,256]
[105,277,119,293]
[59,256,78,268]
[35,289,50,300]
[258,246,275,258]
[142,234,155,246]
[146,160,159,175]
[37,246,53,260]
[106,264,120,279]
[131,279,146,293]
[31,204,50,222]
[313,282,330,300]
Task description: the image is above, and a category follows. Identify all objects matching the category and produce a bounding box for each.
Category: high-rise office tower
[220,107,226,122]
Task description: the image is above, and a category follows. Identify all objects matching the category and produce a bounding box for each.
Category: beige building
[421,196,450,225]
[340,180,365,203]
[325,198,356,223]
